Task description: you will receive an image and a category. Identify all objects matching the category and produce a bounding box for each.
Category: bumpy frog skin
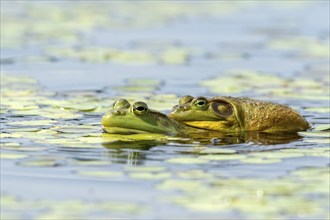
[102,99,195,134]
[169,96,310,133]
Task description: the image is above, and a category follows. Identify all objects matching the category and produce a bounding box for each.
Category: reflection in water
[101,132,303,165]
[185,131,303,145]
[102,140,159,165]
[102,140,163,150]
[102,131,303,148]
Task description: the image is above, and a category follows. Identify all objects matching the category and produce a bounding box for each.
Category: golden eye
[132,102,148,116]
[194,97,208,107]
[113,99,130,110]
[179,95,193,105]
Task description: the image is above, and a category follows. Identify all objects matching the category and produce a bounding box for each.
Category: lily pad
[5,127,41,132]
[56,126,99,134]
[241,157,282,164]
[0,133,23,138]
[199,154,246,161]
[77,171,124,178]
[250,152,305,159]
[299,131,330,138]
[60,103,97,112]
[304,138,330,144]
[124,166,167,172]
[157,179,207,192]
[175,169,214,179]
[166,157,209,164]
[0,142,21,147]
[159,48,189,65]
[314,124,330,131]
[129,172,171,180]
[0,153,28,159]
[304,107,330,113]
[199,148,236,154]
[8,120,56,126]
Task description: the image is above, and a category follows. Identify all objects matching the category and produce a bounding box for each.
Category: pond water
[1,1,329,219]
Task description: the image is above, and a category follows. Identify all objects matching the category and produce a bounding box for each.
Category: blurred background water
[1,1,329,219]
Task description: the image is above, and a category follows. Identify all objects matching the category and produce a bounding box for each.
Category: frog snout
[172,104,189,112]
[109,109,125,116]
[101,110,124,126]
[112,110,121,115]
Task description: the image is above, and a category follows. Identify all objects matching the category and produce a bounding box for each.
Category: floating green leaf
[77,171,124,178]
[314,124,330,131]
[241,157,282,164]
[166,157,209,164]
[199,154,246,161]
[18,156,60,167]
[125,166,167,172]
[130,172,171,180]
[8,120,56,126]
[56,125,99,134]
[299,131,330,138]
[304,107,330,113]
[0,153,28,159]
[175,169,214,179]
[199,148,236,154]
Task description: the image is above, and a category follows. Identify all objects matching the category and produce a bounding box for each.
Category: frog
[101,98,200,135]
[169,95,310,133]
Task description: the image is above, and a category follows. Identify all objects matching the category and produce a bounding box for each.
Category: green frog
[169,95,310,133]
[101,99,200,135]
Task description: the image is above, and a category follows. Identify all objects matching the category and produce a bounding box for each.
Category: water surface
[1,1,329,219]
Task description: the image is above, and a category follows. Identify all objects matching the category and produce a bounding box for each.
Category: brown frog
[169,96,310,133]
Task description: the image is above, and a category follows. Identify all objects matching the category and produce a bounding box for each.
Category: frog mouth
[184,121,229,131]
[102,125,174,135]
[102,126,150,134]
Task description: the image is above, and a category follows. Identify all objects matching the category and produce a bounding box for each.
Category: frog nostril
[172,105,179,111]
[172,105,190,112]
[113,110,121,115]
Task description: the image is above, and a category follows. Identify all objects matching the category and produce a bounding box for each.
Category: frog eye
[193,97,208,107]
[179,95,194,104]
[132,102,149,116]
[113,99,131,110]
